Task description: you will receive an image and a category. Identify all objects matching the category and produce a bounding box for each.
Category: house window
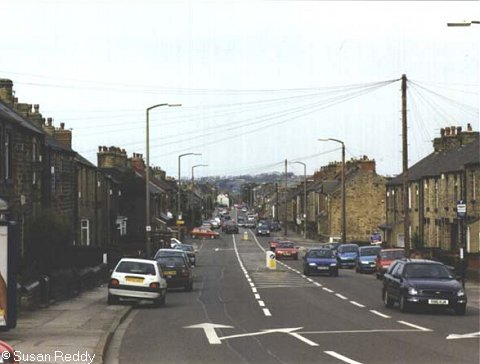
[4,130,12,180]
[81,219,90,246]
[434,180,439,209]
[32,138,38,161]
[472,172,476,201]
[116,217,127,236]
[408,187,412,209]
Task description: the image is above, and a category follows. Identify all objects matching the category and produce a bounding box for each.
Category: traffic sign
[145,225,151,232]
[457,202,466,217]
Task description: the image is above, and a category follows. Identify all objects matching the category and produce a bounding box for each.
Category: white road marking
[324,351,363,364]
[369,310,391,318]
[258,300,265,307]
[314,282,322,287]
[307,278,314,283]
[323,287,334,293]
[335,293,348,300]
[350,301,365,308]
[249,282,255,287]
[184,323,234,345]
[301,275,307,278]
[301,329,429,335]
[446,331,480,340]
[397,321,432,332]
[252,287,257,293]
[254,294,261,300]
[263,308,272,316]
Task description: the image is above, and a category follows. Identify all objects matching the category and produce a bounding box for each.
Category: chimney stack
[0,79,14,105]
[433,124,479,152]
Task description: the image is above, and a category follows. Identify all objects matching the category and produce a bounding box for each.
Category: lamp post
[145,103,181,258]
[178,152,202,221]
[192,164,208,184]
[319,138,346,243]
[293,161,307,239]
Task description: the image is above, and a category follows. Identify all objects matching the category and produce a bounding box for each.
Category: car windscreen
[360,247,381,256]
[155,250,183,259]
[309,250,333,258]
[380,250,405,259]
[404,263,452,279]
[115,261,156,275]
[176,245,194,252]
[339,245,358,253]
[157,256,187,268]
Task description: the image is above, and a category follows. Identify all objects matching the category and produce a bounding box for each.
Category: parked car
[191,227,220,239]
[303,248,338,276]
[108,258,167,306]
[375,248,405,279]
[174,244,197,265]
[154,249,192,268]
[270,221,282,232]
[156,255,194,291]
[255,224,270,236]
[355,245,382,273]
[336,244,359,268]
[0,341,19,363]
[382,259,467,315]
[275,241,298,260]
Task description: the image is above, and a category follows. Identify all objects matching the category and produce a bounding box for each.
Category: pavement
[0,285,131,364]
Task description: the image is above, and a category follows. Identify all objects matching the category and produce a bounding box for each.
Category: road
[106,229,480,364]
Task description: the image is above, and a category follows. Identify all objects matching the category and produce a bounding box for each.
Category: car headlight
[408,287,418,296]
[457,289,465,297]
[360,260,369,264]
[330,263,337,266]
[309,263,317,266]
[266,230,270,233]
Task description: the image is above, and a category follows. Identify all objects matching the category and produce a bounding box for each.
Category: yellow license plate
[125,277,144,283]
[163,271,177,276]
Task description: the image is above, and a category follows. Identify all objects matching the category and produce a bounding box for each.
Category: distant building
[217,193,230,207]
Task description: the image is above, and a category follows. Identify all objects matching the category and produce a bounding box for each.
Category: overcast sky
[1,0,478,178]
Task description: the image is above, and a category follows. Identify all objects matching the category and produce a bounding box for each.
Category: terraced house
[385,124,479,254]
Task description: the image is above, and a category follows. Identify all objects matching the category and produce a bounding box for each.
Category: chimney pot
[451,126,456,135]
[467,123,473,132]
[60,122,65,130]
[445,127,451,136]
[457,126,462,134]
[440,128,445,137]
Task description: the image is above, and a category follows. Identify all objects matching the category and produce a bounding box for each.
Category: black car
[223,222,239,234]
[270,221,282,232]
[382,259,467,315]
[174,244,196,265]
[156,255,194,291]
[255,225,270,236]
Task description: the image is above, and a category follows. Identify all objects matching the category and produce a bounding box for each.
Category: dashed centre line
[369,310,391,319]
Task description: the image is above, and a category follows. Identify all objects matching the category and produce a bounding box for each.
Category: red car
[0,340,19,363]
[191,227,219,239]
[375,248,405,279]
[268,238,289,252]
[275,241,298,260]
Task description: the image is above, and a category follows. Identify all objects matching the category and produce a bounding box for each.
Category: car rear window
[360,247,381,256]
[404,263,452,279]
[278,242,294,249]
[158,256,187,268]
[116,261,156,275]
[380,250,405,259]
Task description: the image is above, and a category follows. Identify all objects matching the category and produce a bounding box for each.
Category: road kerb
[94,305,133,364]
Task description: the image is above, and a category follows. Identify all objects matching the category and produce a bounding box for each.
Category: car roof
[118,258,157,264]
[381,248,405,251]
[359,245,381,250]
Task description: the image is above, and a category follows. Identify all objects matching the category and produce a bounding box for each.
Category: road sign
[176,220,185,225]
[457,202,466,218]
[145,225,151,232]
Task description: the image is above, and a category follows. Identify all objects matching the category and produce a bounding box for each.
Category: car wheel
[108,294,119,305]
[383,290,394,308]
[454,304,466,316]
[304,267,309,276]
[154,292,166,307]
[185,282,193,292]
[355,266,360,273]
[399,294,409,313]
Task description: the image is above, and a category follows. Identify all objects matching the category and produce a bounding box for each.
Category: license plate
[284,253,291,256]
[163,271,176,276]
[125,277,144,283]
[317,266,329,270]
[428,299,448,305]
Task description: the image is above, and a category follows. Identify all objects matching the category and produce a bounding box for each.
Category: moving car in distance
[275,241,298,260]
[376,248,405,279]
[355,245,382,273]
[336,243,359,268]
[268,238,289,252]
[223,221,239,234]
[255,224,270,236]
[156,255,194,291]
[382,259,467,315]
[303,248,338,276]
[108,258,167,306]
[154,249,192,268]
[191,227,220,239]
[174,243,197,266]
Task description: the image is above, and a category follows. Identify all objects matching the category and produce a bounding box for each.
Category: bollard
[266,251,276,270]
[242,231,249,241]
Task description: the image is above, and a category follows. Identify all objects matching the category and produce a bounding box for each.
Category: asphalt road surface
[107,230,480,364]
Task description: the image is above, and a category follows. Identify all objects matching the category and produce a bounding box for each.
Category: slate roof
[0,100,43,134]
[387,137,479,186]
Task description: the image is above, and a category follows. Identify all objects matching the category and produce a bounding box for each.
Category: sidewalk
[274,230,480,310]
[1,285,131,364]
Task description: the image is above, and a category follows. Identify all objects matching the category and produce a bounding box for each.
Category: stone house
[385,125,479,253]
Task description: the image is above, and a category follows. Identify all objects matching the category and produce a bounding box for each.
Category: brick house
[385,125,479,253]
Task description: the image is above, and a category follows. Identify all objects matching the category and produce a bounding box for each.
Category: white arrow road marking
[324,351,363,364]
[184,323,234,344]
[446,331,480,340]
[221,327,318,346]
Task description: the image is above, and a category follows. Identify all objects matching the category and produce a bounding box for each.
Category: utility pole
[401,74,410,254]
[275,182,279,221]
[284,159,288,236]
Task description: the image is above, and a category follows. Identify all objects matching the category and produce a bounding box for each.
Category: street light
[192,164,208,184]
[178,152,202,221]
[292,161,307,239]
[145,103,182,258]
[318,138,346,243]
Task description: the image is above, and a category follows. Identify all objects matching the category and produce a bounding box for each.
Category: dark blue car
[336,244,359,268]
[303,248,338,276]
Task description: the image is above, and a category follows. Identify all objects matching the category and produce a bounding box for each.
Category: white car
[108,258,167,306]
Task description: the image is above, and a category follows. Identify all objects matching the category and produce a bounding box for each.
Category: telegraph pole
[284,159,288,236]
[401,74,410,254]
